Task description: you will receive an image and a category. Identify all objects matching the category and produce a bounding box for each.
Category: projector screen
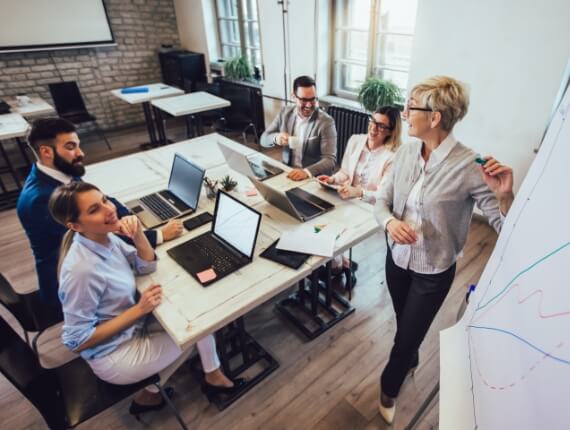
[0,0,115,53]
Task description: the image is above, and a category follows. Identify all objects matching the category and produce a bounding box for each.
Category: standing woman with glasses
[374,76,515,424]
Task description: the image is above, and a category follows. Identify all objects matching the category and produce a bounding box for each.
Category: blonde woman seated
[318,106,402,278]
[49,181,242,418]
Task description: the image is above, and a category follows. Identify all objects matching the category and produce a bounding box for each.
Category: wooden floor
[0,121,498,430]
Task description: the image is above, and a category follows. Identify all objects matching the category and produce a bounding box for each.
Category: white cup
[288,136,301,150]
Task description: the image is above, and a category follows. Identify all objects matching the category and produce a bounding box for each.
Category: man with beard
[17,118,183,306]
[260,75,337,180]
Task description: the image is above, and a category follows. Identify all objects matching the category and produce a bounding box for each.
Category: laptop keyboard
[189,235,240,275]
[141,194,178,220]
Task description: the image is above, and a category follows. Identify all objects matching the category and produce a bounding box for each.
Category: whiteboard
[440,76,570,429]
[0,0,115,53]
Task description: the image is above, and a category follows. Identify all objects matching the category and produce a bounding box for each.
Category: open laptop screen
[168,154,204,209]
[213,191,261,259]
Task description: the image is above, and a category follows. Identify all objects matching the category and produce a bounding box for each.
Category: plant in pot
[357,77,404,112]
[223,55,253,81]
[220,175,238,192]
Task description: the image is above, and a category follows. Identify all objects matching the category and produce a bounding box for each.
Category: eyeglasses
[295,96,318,105]
[368,117,393,131]
[405,101,432,112]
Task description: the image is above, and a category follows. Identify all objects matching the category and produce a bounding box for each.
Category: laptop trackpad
[131,205,144,214]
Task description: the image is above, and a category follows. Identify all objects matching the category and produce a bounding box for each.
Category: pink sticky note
[197,268,217,283]
[246,188,258,196]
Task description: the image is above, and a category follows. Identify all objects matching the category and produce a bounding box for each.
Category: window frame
[213,0,263,73]
[332,0,416,99]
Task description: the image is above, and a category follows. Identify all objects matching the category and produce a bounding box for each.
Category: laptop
[217,141,283,181]
[167,190,262,286]
[125,154,205,229]
[250,177,335,222]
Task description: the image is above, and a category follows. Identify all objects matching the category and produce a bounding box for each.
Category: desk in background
[151,91,230,141]
[111,83,184,148]
[0,113,30,209]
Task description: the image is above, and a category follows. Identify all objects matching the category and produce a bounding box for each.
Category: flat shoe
[129,386,174,419]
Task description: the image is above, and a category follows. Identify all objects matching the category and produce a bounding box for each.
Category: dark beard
[53,150,85,178]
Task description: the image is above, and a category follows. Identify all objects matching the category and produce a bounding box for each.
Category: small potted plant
[203,176,219,199]
[357,77,404,112]
[220,175,238,192]
[223,55,253,81]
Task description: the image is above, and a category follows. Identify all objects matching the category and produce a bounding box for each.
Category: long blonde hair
[48,181,100,275]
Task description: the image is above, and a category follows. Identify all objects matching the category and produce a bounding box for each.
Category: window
[333,0,418,98]
[214,0,263,71]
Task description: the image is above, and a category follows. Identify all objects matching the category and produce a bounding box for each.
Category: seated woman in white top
[49,181,242,418]
[319,105,402,203]
[318,105,402,275]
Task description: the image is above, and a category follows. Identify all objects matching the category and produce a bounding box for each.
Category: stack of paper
[276,223,346,257]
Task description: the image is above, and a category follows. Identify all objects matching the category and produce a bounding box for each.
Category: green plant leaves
[224,55,253,81]
[357,77,404,112]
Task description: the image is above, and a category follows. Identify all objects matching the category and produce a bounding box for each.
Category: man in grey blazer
[260,76,337,180]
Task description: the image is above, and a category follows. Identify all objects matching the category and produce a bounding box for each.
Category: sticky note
[197,268,217,283]
[246,188,258,196]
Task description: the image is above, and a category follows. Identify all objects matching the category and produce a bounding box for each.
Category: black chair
[48,81,112,150]
[0,314,188,430]
[0,273,63,355]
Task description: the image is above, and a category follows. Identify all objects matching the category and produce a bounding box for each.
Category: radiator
[327,105,369,165]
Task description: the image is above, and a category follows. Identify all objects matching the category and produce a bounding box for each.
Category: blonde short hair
[411,76,470,132]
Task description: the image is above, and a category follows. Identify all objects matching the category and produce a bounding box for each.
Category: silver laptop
[250,177,334,222]
[125,154,205,229]
[217,141,283,181]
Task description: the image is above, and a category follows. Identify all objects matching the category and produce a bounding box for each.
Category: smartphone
[183,212,213,231]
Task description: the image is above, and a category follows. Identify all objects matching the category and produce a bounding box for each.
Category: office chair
[0,273,63,356]
[48,81,112,150]
[0,314,188,430]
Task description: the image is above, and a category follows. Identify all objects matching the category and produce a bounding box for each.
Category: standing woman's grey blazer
[260,105,337,176]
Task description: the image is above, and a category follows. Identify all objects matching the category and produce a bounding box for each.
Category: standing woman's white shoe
[378,390,396,424]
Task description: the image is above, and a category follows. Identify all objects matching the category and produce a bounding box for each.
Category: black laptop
[125,153,205,229]
[250,177,335,222]
[167,190,262,286]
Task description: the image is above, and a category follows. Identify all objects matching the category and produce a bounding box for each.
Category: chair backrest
[0,273,63,333]
[48,81,88,116]
[0,273,36,331]
[0,316,67,429]
[327,105,369,165]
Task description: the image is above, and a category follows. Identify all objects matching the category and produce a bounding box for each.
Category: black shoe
[201,377,246,399]
[342,268,357,290]
[350,261,359,272]
[129,386,175,420]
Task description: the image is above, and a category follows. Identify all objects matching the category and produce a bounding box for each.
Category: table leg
[0,140,22,188]
[275,264,356,340]
[141,102,158,148]
[189,317,279,410]
[152,105,168,146]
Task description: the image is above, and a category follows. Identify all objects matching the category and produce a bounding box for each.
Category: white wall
[409,0,570,191]
[173,0,212,75]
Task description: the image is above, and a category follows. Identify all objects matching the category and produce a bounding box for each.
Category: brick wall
[0,0,180,130]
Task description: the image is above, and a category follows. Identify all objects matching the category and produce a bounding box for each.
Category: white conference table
[151,91,231,142]
[110,83,184,147]
[84,132,378,347]
[84,133,379,407]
